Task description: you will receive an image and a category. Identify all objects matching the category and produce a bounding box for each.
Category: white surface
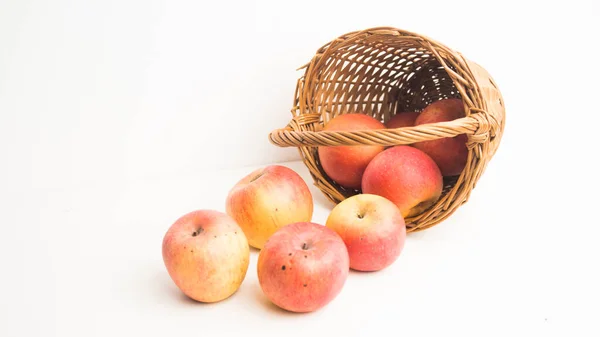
[1,0,600,336]
[1,158,599,336]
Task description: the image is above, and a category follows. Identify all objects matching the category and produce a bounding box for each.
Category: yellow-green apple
[162,210,249,303]
[326,194,406,271]
[257,222,349,313]
[318,114,386,189]
[226,165,313,249]
[362,146,443,218]
[385,111,420,129]
[413,98,468,176]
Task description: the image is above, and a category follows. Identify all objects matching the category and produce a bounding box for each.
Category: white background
[1,0,599,336]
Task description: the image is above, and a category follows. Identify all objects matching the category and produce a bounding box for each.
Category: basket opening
[307,35,462,125]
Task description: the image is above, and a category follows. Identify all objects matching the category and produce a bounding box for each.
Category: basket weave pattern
[269,27,505,232]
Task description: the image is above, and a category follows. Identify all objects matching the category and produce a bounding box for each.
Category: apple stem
[249,172,265,183]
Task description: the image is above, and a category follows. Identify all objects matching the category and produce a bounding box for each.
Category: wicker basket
[269,27,505,232]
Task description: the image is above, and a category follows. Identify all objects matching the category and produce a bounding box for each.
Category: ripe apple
[257,222,349,313]
[162,210,250,303]
[326,194,406,271]
[362,146,443,218]
[226,165,313,249]
[318,113,386,189]
[385,111,420,129]
[413,98,468,176]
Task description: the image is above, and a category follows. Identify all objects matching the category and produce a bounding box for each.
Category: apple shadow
[119,263,244,309]
[250,283,312,317]
[151,270,215,307]
[158,272,197,305]
[349,268,378,276]
[163,272,251,307]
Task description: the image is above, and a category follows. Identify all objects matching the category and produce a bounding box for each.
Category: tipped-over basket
[269,27,505,232]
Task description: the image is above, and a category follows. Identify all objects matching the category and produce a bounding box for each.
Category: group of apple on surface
[162,98,468,313]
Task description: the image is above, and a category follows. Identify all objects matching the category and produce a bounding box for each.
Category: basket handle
[269,114,492,148]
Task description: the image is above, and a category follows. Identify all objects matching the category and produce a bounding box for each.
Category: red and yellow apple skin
[385,111,420,129]
[361,146,443,218]
[318,114,386,189]
[326,194,406,272]
[413,98,468,176]
[257,222,349,313]
[226,165,313,249]
[162,210,250,303]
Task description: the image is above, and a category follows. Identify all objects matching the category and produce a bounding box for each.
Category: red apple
[362,146,443,218]
[326,194,406,271]
[318,113,386,189]
[257,222,349,313]
[226,165,313,249]
[162,210,250,303]
[385,111,420,129]
[413,98,468,176]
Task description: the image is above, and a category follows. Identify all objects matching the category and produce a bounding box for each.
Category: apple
[362,146,443,218]
[257,222,349,313]
[326,194,406,271]
[413,98,468,176]
[318,113,386,189]
[162,210,250,303]
[385,111,420,129]
[226,165,313,249]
